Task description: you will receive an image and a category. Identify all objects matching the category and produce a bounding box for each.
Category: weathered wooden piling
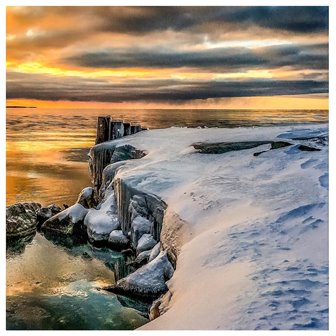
[96,116,144,144]
[96,116,111,144]
[124,122,131,136]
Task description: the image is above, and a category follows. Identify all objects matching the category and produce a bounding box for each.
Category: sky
[6,6,329,109]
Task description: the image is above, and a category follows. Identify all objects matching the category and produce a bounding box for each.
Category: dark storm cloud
[64,43,328,71]
[96,6,328,34]
[6,71,328,103]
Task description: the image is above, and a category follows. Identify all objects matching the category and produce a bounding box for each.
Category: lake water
[6,108,328,206]
[6,107,328,330]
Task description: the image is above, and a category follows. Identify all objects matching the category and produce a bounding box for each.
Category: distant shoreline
[6,106,37,109]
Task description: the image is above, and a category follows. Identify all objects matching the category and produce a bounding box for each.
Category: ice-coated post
[123,122,131,136]
[96,116,111,144]
[130,125,136,134]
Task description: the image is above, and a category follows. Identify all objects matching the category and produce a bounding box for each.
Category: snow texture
[136,234,157,255]
[93,124,328,330]
[84,191,120,242]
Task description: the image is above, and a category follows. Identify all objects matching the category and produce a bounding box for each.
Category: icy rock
[129,196,149,222]
[108,230,129,249]
[41,203,88,236]
[84,189,120,243]
[111,144,146,164]
[37,204,62,228]
[132,250,152,268]
[137,234,157,255]
[149,242,161,262]
[6,202,41,238]
[76,187,96,208]
[130,216,152,248]
[108,251,174,298]
[85,211,120,243]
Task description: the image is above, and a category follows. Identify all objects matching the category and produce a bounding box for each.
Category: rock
[85,211,120,243]
[136,234,157,255]
[298,144,321,152]
[271,141,292,149]
[131,250,151,268]
[111,144,146,165]
[108,230,129,249]
[37,204,62,229]
[84,191,120,243]
[149,290,172,320]
[130,216,152,248]
[6,202,41,238]
[148,242,161,262]
[193,141,271,154]
[76,187,96,208]
[106,251,174,299]
[41,203,88,236]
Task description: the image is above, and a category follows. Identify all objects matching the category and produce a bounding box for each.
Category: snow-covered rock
[136,234,157,255]
[76,187,96,208]
[91,125,328,330]
[130,216,152,248]
[132,249,151,267]
[41,203,88,236]
[108,251,174,298]
[108,229,129,249]
[84,191,120,243]
[149,242,161,262]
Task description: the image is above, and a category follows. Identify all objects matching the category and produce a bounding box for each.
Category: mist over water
[6,108,328,206]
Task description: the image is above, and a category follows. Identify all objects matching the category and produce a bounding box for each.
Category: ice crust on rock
[76,187,96,208]
[90,124,328,329]
[108,229,129,248]
[136,234,157,255]
[84,190,120,243]
[111,251,174,298]
[149,242,161,262]
[130,216,152,248]
[41,203,88,236]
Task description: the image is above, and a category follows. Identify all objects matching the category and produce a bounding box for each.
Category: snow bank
[92,124,328,330]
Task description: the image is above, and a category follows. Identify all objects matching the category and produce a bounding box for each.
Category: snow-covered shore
[91,124,328,330]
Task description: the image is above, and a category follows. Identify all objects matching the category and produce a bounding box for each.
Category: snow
[84,192,120,242]
[96,124,328,330]
[112,251,174,298]
[130,216,152,248]
[149,243,161,262]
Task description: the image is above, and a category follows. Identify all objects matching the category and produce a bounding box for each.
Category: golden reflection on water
[6,234,115,297]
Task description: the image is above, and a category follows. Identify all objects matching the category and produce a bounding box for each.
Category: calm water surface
[6,108,328,330]
[6,108,328,206]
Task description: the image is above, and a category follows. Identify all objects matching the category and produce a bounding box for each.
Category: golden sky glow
[6,6,329,109]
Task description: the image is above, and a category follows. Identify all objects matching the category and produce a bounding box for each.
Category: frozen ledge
[88,124,328,330]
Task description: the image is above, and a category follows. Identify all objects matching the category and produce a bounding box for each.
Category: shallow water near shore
[6,233,149,330]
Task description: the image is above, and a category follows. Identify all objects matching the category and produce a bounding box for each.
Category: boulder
[76,187,96,208]
[108,230,129,249]
[41,203,88,236]
[131,250,151,268]
[85,210,120,243]
[130,216,152,248]
[148,242,161,262]
[6,202,41,238]
[136,234,157,255]
[84,191,120,243]
[106,251,174,299]
[37,204,62,228]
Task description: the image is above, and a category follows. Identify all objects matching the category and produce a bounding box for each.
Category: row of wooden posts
[95,116,144,144]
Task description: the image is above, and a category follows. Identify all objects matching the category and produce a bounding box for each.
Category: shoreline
[6,123,329,330]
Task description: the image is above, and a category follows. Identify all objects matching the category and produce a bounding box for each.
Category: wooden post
[135,124,142,133]
[130,125,136,134]
[96,116,111,144]
[110,120,124,139]
[123,122,131,136]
